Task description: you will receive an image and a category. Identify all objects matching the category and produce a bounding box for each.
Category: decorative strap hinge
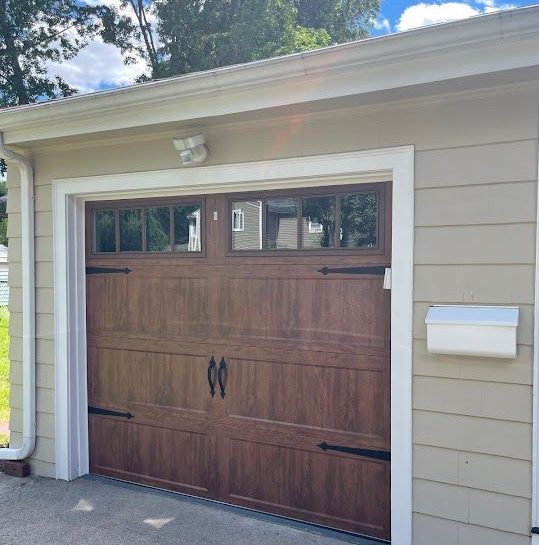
[317,442,391,462]
[86,266,132,275]
[317,266,388,276]
[88,406,134,420]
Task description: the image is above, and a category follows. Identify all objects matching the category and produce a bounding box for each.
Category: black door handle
[217,357,227,398]
[207,356,217,397]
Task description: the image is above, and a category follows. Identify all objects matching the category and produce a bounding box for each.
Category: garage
[86,183,392,540]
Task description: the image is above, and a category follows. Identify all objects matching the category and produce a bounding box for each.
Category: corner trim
[531,94,539,544]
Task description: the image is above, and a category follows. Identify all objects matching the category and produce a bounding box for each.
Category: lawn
[0,307,9,447]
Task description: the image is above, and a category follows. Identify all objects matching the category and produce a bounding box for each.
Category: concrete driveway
[0,473,378,545]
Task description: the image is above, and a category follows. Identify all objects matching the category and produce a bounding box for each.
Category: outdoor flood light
[172,134,208,165]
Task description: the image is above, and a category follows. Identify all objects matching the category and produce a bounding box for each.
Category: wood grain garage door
[86,183,391,540]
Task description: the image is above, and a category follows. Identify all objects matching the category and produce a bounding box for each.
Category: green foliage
[0,307,10,429]
[0,219,7,247]
[341,192,377,248]
[146,207,170,251]
[152,0,378,78]
[294,0,379,42]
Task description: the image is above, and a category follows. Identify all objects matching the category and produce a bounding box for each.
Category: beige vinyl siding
[409,88,538,543]
[5,84,539,539]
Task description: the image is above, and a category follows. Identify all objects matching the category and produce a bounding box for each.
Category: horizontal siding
[415,181,537,226]
[414,264,535,304]
[413,340,533,385]
[413,445,531,498]
[414,411,532,460]
[415,139,538,189]
[414,479,531,534]
[380,89,538,150]
[413,513,531,545]
[413,376,532,423]
[415,223,536,265]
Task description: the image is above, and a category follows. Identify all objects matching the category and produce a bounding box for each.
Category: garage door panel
[224,358,390,444]
[221,277,390,351]
[87,347,213,415]
[87,275,209,338]
[221,437,390,537]
[86,186,391,540]
[89,417,215,496]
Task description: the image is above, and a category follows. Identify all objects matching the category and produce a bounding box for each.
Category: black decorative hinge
[88,406,134,420]
[86,266,132,275]
[318,266,387,276]
[317,442,391,461]
[531,527,539,535]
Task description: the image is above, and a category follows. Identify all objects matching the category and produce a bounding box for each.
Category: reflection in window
[232,209,245,232]
[95,210,116,253]
[340,192,377,248]
[231,201,262,250]
[266,198,298,250]
[119,208,142,251]
[174,204,201,252]
[301,196,336,249]
[146,207,170,252]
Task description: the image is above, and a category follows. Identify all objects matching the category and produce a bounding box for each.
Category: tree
[294,0,379,43]
[0,0,135,176]
[2,0,109,106]
[150,0,378,78]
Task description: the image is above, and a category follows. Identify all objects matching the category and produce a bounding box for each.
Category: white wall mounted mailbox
[425,305,519,359]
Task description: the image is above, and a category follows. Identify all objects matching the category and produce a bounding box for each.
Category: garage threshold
[84,474,389,545]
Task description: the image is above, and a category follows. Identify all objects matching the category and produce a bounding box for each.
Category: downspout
[0,132,35,460]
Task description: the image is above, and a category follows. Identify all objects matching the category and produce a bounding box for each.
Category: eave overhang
[1,5,539,145]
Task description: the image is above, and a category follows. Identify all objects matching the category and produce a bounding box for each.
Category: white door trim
[53,145,414,545]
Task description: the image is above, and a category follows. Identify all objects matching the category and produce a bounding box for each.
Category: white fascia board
[1,6,539,144]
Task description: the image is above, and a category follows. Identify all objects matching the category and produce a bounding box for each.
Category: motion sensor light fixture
[172,134,208,165]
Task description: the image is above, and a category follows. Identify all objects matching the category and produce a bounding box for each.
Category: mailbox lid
[425,305,519,327]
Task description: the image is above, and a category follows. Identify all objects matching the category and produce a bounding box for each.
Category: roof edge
[1,5,539,142]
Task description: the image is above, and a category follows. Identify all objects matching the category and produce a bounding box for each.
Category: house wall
[6,83,539,544]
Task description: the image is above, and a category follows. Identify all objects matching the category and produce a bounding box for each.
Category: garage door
[86,183,391,540]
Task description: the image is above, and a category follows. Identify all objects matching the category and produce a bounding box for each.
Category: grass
[0,307,9,447]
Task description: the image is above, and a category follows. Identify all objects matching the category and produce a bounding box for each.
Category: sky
[46,0,538,95]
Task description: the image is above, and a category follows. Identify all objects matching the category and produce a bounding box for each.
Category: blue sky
[46,1,538,94]
[372,0,537,35]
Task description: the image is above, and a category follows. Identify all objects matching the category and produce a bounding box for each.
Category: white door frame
[53,145,414,545]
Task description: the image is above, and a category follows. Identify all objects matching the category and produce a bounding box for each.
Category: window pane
[340,192,377,248]
[146,207,170,252]
[301,196,336,249]
[119,208,142,251]
[174,204,201,252]
[231,201,262,250]
[95,210,116,253]
[266,198,298,250]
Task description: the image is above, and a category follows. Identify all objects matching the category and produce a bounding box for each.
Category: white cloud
[476,0,517,13]
[373,16,392,33]
[396,1,517,32]
[45,0,154,94]
[396,2,479,31]
[46,38,147,94]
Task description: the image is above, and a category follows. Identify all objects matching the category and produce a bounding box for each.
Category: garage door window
[230,185,384,253]
[91,201,203,254]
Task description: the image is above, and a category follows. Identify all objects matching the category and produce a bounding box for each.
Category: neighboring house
[0,244,8,306]
[1,6,539,545]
